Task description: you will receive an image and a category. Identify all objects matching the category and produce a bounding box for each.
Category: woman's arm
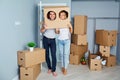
[68,22,73,34]
[40,23,47,33]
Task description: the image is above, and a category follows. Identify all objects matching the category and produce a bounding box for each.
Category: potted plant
[27,42,36,52]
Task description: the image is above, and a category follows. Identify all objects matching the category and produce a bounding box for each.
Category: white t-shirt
[58,28,71,40]
[43,29,56,39]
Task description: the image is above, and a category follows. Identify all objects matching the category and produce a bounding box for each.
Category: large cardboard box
[96,30,117,46]
[99,45,110,57]
[70,43,88,56]
[71,34,87,45]
[43,6,70,29]
[74,15,87,35]
[20,64,41,80]
[17,48,45,67]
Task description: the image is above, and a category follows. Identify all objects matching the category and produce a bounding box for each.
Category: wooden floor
[37,62,120,80]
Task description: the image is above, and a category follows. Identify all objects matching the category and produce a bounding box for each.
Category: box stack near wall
[96,30,117,67]
[70,15,88,65]
[17,48,45,80]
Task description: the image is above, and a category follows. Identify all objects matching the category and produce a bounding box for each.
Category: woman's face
[59,12,67,20]
[49,12,56,20]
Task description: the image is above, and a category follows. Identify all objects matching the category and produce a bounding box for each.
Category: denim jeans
[43,36,56,72]
[58,39,70,69]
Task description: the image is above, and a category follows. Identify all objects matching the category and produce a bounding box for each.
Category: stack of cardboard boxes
[70,15,88,65]
[88,30,117,71]
[96,30,117,67]
[17,48,45,80]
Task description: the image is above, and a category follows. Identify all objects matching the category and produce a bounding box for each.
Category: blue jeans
[58,39,70,69]
[43,36,56,72]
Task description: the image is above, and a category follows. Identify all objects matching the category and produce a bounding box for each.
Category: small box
[74,15,87,35]
[99,45,110,57]
[43,6,70,29]
[104,55,116,67]
[88,52,102,71]
[96,30,117,46]
[20,64,41,80]
[17,48,45,67]
[90,59,102,71]
[71,34,87,45]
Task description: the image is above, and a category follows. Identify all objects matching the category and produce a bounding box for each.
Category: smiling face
[49,11,56,20]
[59,12,67,20]
[59,10,68,20]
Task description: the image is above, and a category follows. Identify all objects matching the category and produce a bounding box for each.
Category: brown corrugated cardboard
[70,43,88,56]
[99,45,110,57]
[88,52,102,71]
[96,30,117,46]
[104,55,116,67]
[74,15,87,35]
[70,54,80,65]
[71,34,87,45]
[17,48,45,67]
[20,64,41,80]
[43,6,70,29]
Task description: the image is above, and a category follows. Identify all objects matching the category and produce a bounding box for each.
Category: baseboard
[12,75,19,80]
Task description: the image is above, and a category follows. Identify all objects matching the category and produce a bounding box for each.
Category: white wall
[71,1,119,55]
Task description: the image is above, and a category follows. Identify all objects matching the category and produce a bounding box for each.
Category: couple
[40,10,73,77]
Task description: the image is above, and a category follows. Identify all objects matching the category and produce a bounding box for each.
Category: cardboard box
[20,64,41,80]
[99,45,110,57]
[70,54,80,65]
[71,34,87,45]
[43,6,70,29]
[88,52,102,71]
[17,48,45,67]
[74,15,87,35]
[104,55,116,67]
[96,30,117,46]
[90,58,102,71]
[70,43,88,56]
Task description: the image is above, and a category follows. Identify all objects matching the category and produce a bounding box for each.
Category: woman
[56,10,73,75]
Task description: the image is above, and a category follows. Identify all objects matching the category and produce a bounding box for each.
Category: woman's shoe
[63,69,67,75]
[61,67,65,73]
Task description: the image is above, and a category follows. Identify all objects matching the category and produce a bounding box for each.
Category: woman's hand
[40,23,48,33]
[55,28,60,34]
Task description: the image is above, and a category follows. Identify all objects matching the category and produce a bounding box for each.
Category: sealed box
[99,45,110,57]
[70,43,88,56]
[74,15,87,35]
[96,30,117,46]
[70,54,80,65]
[17,48,45,67]
[104,55,116,67]
[20,64,41,80]
[71,34,87,45]
[43,6,70,29]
